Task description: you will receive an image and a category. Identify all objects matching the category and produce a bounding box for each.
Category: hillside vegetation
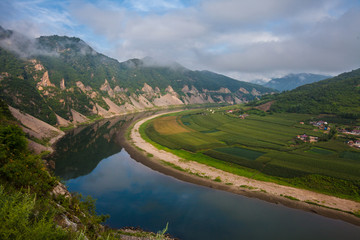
[270,68,360,117]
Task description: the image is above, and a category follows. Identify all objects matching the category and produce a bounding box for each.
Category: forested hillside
[270,68,360,117]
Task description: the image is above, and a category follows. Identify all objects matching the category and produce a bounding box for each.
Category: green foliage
[150,222,169,240]
[281,194,300,201]
[0,48,25,77]
[290,175,360,200]
[271,68,360,116]
[0,77,57,125]
[0,186,69,240]
[0,125,27,161]
[0,104,116,239]
[214,176,222,182]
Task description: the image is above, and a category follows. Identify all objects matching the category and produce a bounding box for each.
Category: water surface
[51,115,360,240]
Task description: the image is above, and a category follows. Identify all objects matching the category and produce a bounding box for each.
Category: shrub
[0,186,69,240]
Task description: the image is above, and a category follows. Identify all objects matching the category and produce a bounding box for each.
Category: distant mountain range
[260,73,331,91]
[0,26,274,126]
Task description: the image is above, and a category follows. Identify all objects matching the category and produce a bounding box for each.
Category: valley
[1,24,360,239]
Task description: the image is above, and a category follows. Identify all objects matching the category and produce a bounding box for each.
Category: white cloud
[1,0,359,81]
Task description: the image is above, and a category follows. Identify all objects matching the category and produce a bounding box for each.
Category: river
[49,113,360,240]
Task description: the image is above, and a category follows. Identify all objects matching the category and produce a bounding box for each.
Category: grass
[140,107,360,201]
[214,176,222,182]
[161,161,186,172]
[280,194,300,201]
[240,185,257,190]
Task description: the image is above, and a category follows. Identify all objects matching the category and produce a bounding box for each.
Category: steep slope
[0,26,275,125]
[270,68,360,116]
[264,73,330,91]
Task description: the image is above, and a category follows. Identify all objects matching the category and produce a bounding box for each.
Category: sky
[0,0,359,81]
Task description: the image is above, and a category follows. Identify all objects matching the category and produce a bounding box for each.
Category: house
[297,134,308,141]
[239,114,249,119]
[309,136,319,143]
[348,140,360,148]
[297,134,318,143]
[351,129,360,135]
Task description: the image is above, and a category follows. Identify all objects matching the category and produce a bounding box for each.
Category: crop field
[214,147,264,161]
[144,108,360,200]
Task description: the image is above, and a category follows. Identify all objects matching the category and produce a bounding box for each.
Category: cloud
[1,0,359,81]
[200,7,360,74]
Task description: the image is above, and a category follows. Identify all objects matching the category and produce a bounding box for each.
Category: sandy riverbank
[124,111,360,226]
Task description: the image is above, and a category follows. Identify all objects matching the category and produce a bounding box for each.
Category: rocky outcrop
[94,103,110,117]
[142,83,154,94]
[71,109,89,124]
[60,78,66,90]
[251,88,261,96]
[153,94,184,106]
[129,96,145,110]
[138,95,154,108]
[9,106,64,144]
[183,94,207,104]
[76,81,92,93]
[114,86,127,93]
[207,95,215,103]
[165,85,176,94]
[234,97,243,104]
[218,87,231,93]
[27,139,52,154]
[239,87,249,94]
[100,79,115,98]
[103,97,126,114]
[29,59,45,71]
[52,182,71,198]
[56,114,71,126]
[182,85,190,93]
[37,71,55,90]
[213,95,225,103]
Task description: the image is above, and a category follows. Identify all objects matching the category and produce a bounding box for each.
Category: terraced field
[144,108,360,200]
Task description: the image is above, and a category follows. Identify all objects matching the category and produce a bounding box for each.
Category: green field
[143,107,360,201]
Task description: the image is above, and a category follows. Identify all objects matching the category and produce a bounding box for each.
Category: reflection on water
[51,114,360,240]
[51,117,127,180]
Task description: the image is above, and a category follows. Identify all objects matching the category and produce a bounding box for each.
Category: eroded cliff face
[31,71,264,126]
[5,56,271,127]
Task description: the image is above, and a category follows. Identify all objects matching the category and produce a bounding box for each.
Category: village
[297,120,360,148]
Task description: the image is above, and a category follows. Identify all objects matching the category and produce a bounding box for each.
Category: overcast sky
[0,0,359,81]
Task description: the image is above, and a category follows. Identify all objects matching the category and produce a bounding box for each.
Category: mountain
[0,26,275,126]
[270,69,360,117]
[263,73,330,91]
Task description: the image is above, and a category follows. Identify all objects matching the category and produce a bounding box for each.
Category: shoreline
[122,111,360,227]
